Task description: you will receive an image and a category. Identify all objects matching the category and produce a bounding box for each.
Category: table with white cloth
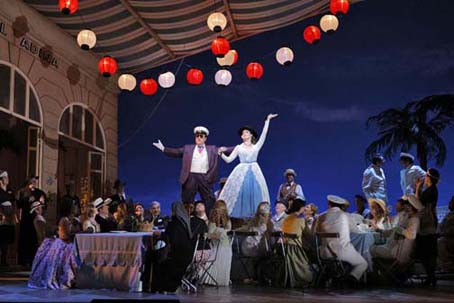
[350,232,382,271]
[74,232,154,291]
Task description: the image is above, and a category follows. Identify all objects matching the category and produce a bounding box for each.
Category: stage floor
[1,280,454,303]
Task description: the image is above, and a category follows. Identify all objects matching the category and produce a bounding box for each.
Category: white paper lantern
[207,12,227,32]
[158,71,175,88]
[320,14,339,33]
[118,74,136,91]
[214,69,232,86]
[216,50,238,67]
[275,47,294,66]
[77,29,96,50]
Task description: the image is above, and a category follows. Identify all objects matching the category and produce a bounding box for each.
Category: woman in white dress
[218,114,277,218]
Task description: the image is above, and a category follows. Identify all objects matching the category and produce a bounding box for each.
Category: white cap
[327,195,349,205]
[284,169,297,177]
[400,152,415,161]
[30,201,43,214]
[1,201,12,207]
[0,171,7,178]
[193,126,209,136]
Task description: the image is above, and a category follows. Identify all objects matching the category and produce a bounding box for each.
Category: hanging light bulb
[214,69,232,86]
[320,14,339,33]
[207,12,227,32]
[216,50,238,67]
[118,74,137,91]
[77,29,96,50]
[158,71,176,88]
[275,47,294,66]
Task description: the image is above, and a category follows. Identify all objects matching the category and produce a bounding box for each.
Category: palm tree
[365,94,454,170]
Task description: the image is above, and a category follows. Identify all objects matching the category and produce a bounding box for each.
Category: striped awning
[23,0,361,74]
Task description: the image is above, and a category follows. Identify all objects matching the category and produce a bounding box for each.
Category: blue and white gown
[219,120,271,218]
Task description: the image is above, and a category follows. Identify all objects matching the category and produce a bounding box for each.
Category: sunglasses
[195,133,206,138]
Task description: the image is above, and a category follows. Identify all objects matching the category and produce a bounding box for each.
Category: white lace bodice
[222,120,269,164]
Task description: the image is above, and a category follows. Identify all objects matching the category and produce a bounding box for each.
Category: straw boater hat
[94,197,112,209]
[238,126,258,138]
[404,194,423,211]
[193,126,209,136]
[284,169,297,177]
[368,198,387,212]
[1,201,12,207]
[327,195,349,205]
[30,201,44,214]
[400,152,415,162]
[0,170,8,178]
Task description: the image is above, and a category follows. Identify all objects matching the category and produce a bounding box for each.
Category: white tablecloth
[350,232,380,271]
[74,232,153,291]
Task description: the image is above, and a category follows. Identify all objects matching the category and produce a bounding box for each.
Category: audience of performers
[272,200,288,231]
[281,198,313,288]
[438,196,454,272]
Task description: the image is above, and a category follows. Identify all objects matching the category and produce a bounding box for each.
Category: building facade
[0,1,118,224]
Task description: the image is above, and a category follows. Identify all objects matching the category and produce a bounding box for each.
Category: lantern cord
[118,58,185,149]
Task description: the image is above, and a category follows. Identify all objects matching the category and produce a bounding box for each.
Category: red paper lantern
[330,0,350,15]
[303,25,321,44]
[211,37,230,58]
[140,79,158,96]
[246,62,264,80]
[59,0,78,15]
[186,68,204,86]
[98,56,117,77]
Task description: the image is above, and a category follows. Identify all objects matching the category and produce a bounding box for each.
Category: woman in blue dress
[218,113,277,218]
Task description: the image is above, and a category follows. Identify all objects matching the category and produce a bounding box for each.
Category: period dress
[219,120,271,218]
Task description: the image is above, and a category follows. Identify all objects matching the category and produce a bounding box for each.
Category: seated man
[271,200,288,231]
[94,198,117,232]
[438,196,454,272]
[147,201,168,229]
[370,195,422,264]
[315,195,368,284]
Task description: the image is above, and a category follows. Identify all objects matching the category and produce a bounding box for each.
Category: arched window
[59,104,105,152]
[0,62,42,126]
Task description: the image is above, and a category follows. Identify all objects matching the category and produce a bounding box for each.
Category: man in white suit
[315,195,368,283]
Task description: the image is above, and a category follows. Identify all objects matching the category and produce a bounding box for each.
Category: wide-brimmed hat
[284,169,297,177]
[238,126,258,138]
[327,195,349,205]
[113,179,126,189]
[193,126,210,136]
[404,194,423,211]
[368,198,387,212]
[30,201,44,214]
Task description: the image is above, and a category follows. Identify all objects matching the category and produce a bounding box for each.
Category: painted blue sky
[119,0,454,215]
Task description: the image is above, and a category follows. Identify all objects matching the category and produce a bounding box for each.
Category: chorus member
[114,203,132,231]
[272,200,288,231]
[303,203,318,232]
[82,205,100,233]
[0,171,15,210]
[282,198,312,288]
[60,184,80,221]
[368,198,391,231]
[219,114,278,218]
[315,195,368,283]
[371,195,422,264]
[277,169,305,204]
[362,154,387,202]
[438,196,454,272]
[148,201,168,229]
[392,198,408,227]
[399,152,426,195]
[194,201,209,225]
[416,168,440,286]
[30,202,46,245]
[109,179,132,215]
[201,200,232,286]
[0,201,16,266]
[153,127,232,212]
[354,195,370,219]
[28,217,78,289]
[94,198,117,232]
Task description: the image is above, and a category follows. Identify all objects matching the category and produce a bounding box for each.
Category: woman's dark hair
[400,156,414,165]
[287,198,306,214]
[427,168,440,186]
[372,154,384,165]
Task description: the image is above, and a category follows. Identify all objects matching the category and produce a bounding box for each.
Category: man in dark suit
[109,179,132,215]
[94,198,117,232]
[153,126,232,212]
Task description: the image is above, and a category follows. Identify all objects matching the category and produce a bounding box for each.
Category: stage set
[1,0,454,302]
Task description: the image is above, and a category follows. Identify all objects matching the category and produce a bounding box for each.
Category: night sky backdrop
[119,0,454,215]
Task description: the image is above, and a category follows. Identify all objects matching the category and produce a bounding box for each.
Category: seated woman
[152,202,194,293]
[272,201,288,231]
[281,198,313,288]
[82,206,100,233]
[303,203,318,233]
[438,196,454,272]
[28,217,78,289]
[240,202,274,258]
[114,203,132,231]
[368,198,392,231]
[200,200,232,286]
[370,195,422,265]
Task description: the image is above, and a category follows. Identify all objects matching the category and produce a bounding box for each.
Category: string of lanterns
[59,0,351,94]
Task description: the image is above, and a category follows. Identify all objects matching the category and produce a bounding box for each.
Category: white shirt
[400,164,426,195]
[190,145,209,174]
[362,165,387,202]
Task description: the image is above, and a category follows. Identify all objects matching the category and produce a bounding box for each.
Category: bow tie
[197,145,205,153]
